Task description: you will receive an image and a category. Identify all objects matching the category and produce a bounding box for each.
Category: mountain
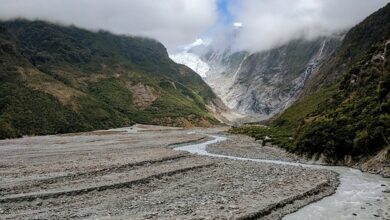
[0,20,224,139]
[220,36,342,116]
[291,3,390,164]
[294,39,389,163]
[169,52,210,78]
[172,35,341,119]
[233,3,390,175]
[303,3,390,96]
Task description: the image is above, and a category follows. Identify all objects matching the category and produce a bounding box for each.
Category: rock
[175,36,342,117]
[128,83,157,109]
[228,205,239,210]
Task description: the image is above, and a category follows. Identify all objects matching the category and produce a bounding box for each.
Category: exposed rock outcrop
[128,83,158,109]
[171,35,342,120]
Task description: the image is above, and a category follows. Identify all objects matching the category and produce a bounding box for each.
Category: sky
[0,0,389,52]
[217,0,234,25]
[229,0,390,52]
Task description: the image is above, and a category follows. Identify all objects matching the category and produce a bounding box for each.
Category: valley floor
[0,124,338,219]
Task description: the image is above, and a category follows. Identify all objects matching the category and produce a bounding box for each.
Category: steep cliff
[233,3,390,174]
[221,37,342,116]
[171,35,341,119]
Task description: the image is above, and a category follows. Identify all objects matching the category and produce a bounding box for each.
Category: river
[175,134,390,220]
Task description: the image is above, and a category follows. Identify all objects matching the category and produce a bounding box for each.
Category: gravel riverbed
[0,125,339,219]
[207,134,303,163]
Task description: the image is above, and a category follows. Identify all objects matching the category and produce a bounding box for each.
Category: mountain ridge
[172,35,342,118]
[232,3,390,175]
[0,19,225,139]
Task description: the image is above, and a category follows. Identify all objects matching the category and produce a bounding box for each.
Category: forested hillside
[0,20,220,139]
[232,3,390,165]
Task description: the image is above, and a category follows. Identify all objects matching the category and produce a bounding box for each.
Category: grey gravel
[0,125,338,219]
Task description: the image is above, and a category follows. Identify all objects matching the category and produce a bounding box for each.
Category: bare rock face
[172,36,342,120]
[205,36,342,117]
[128,83,158,109]
[359,147,390,178]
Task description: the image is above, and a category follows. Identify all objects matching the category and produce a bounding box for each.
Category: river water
[175,135,390,220]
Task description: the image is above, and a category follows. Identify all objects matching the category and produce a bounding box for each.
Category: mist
[228,0,390,52]
[0,0,389,53]
[0,0,217,51]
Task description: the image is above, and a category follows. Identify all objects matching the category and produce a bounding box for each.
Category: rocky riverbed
[207,134,304,163]
[0,124,338,219]
[205,134,390,220]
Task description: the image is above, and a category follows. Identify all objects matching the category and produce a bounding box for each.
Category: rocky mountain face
[290,3,390,164]
[0,20,226,139]
[295,39,390,165]
[237,3,390,174]
[169,51,210,78]
[219,37,342,116]
[303,2,390,96]
[172,35,342,119]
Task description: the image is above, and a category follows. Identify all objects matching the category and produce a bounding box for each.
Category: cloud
[233,22,243,28]
[1,0,389,53]
[184,38,209,50]
[0,0,218,51]
[228,0,390,52]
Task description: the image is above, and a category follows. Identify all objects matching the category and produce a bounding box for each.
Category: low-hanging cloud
[0,0,389,53]
[229,0,389,52]
[0,0,217,51]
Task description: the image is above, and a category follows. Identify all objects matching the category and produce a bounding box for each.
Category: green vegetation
[305,2,390,92]
[231,3,390,163]
[230,125,295,150]
[295,41,390,161]
[0,20,219,139]
[272,84,338,130]
[230,81,338,152]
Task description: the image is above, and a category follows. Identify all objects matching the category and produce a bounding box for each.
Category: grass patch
[230,125,295,150]
[271,84,338,129]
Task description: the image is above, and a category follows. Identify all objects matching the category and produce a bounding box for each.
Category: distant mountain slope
[275,3,390,129]
[294,39,389,160]
[172,35,341,119]
[290,3,390,162]
[0,20,222,139]
[303,2,390,95]
[169,52,210,78]
[221,37,341,116]
[242,3,390,170]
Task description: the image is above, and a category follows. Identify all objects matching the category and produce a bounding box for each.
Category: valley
[1,1,390,219]
[1,124,389,219]
[0,125,338,219]
[170,32,342,119]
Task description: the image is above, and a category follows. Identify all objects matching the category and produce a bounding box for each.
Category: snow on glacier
[169,52,210,78]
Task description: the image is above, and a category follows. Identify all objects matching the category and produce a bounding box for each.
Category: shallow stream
[175,135,390,220]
